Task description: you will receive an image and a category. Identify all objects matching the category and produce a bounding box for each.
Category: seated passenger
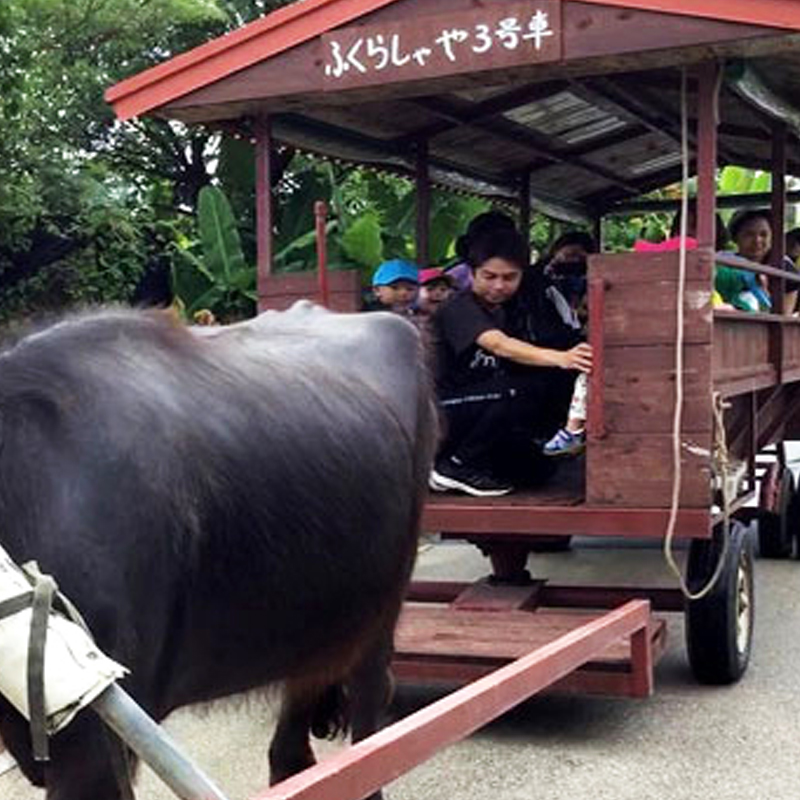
[445,211,518,292]
[715,209,785,312]
[364,259,419,315]
[417,267,454,317]
[534,232,597,458]
[541,230,596,330]
[430,229,592,497]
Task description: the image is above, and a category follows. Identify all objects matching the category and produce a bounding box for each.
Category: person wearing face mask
[536,232,596,457]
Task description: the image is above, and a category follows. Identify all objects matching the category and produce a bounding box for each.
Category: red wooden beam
[695,62,719,251]
[587,275,606,440]
[572,0,800,30]
[250,601,651,800]
[255,118,274,302]
[255,117,274,310]
[422,504,712,539]
[314,201,330,307]
[771,122,788,317]
[406,580,686,612]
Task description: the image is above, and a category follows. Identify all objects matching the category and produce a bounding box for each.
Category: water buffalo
[0,303,436,800]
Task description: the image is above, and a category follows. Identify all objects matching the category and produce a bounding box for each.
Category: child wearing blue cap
[366,259,419,316]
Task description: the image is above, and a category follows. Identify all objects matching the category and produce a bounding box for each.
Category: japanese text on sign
[323,10,556,79]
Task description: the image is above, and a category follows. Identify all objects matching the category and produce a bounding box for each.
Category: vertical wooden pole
[695,62,720,251]
[255,117,274,311]
[592,216,604,252]
[518,169,531,240]
[587,276,606,441]
[415,140,430,267]
[771,122,788,313]
[770,123,787,380]
[315,201,330,308]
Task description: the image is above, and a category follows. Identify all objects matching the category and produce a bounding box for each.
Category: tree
[0,0,296,319]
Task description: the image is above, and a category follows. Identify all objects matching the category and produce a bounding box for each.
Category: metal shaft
[91,684,230,800]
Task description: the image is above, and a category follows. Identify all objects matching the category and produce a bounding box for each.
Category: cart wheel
[758,466,795,559]
[789,488,800,560]
[685,520,755,685]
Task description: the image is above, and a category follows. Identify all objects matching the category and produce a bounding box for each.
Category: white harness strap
[0,547,127,760]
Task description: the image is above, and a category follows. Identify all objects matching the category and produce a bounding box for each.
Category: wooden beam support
[579,76,734,169]
[410,97,640,194]
[519,169,531,238]
[770,123,788,381]
[422,503,711,539]
[255,116,274,307]
[771,122,789,312]
[392,80,569,146]
[609,189,800,216]
[695,63,720,251]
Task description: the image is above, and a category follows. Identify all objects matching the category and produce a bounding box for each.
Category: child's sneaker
[543,428,586,457]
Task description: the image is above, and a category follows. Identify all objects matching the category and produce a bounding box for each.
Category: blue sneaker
[543,428,586,457]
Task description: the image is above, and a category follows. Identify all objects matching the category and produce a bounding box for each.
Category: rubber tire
[789,487,800,560]
[685,520,755,685]
[758,468,795,559]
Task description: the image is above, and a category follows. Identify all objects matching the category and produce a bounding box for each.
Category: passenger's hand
[560,343,593,373]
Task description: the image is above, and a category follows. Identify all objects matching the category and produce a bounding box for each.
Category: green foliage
[267,156,491,283]
[718,166,771,196]
[341,213,384,268]
[198,186,248,281]
[0,0,269,320]
[172,186,255,320]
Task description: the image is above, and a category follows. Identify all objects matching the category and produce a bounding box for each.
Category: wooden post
[771,122,788,312]
[519,169,531,240]
[770,123,787,379]
[587,275,606,440]
[593,216,604,252]
[415,139,430,267]
[695,62,720,251]
[314,201,330,308]
[255,117,274,311]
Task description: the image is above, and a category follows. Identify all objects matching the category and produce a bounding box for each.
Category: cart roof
[106,0,800,220]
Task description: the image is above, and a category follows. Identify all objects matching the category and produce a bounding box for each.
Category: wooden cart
[107,2,800,795]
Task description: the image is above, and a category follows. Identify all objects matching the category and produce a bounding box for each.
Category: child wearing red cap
[417,268,454,316]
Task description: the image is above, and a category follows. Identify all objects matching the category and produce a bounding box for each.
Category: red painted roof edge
[105,0,397,119]
[107,0,800,121]
[576,0,800,30]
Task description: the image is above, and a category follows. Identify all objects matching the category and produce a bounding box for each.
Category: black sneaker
[429,457,513,497]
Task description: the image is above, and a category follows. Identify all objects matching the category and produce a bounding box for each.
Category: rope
[661,67,731,601]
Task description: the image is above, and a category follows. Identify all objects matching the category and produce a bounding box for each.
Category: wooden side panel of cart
[587,249,714,509]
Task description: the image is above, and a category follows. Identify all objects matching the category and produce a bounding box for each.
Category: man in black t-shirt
[430,229,592,497]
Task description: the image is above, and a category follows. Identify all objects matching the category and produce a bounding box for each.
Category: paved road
[3,537,800,800]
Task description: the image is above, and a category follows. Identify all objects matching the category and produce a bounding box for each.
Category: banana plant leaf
[197,185,247,282]
[341,212,383,268]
